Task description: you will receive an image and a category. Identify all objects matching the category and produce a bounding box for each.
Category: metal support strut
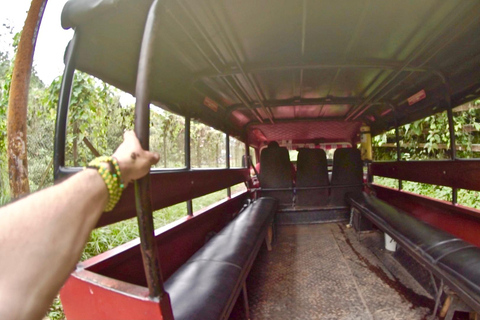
[54,34,78,180]
[390,104,403,190]
[445,82,457,204]
[185,116,193,216]
[133,0,173,317]
[226,133,231,198]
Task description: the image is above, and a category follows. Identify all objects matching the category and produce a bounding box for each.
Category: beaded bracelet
[86,156,125,211]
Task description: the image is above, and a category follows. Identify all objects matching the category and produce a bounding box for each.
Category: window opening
[192,189,229,212]
[191,121,226,168]
[229,136,244,168]
[150,109,185,169]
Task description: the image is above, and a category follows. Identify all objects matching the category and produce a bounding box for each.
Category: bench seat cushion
[165,197,277,320]
[165,261,242,320]
[347,192,480,310]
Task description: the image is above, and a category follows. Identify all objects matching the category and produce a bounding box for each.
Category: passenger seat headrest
[267,141,279,148]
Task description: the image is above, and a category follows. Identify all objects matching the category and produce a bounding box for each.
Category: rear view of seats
[330,148,363,207]
[258,144,363,208]
[296,148,329,207]
[258,142,293,206]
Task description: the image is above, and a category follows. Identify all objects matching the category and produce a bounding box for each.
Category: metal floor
[231,223,435,320]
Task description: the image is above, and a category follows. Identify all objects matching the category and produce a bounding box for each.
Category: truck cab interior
[56,1,480,319]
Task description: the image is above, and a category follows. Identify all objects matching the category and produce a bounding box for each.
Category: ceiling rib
[325,0,371,99]
[170,0,264,123]
[297,0,308,102]
[194,61,439,80]
[203,0,274,124]
[357,2,480,117]
[228,97,363,111]
[346,2,476,121]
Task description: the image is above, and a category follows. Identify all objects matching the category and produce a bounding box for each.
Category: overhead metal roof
[61,0,480,144]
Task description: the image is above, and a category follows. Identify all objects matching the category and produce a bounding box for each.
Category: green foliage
[0,54,12,203]
[373,103,480,209]
[150,110,185,168]
[81,190,230,261]
[0,31,241,319]
[191,121,226,168]
[373,103,480,161]
[47,296,64,320]
[45,72,132,170]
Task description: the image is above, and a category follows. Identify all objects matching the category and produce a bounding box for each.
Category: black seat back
[330,148,363,207]
[259,144,293,206]
[296,148,329,207]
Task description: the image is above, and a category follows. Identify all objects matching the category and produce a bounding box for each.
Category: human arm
[0,131,159,320]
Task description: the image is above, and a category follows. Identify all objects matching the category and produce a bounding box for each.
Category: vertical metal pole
[446,88,457,204]
[447,108,456,160]
[226,133,231,198]
[245,135,250,168]
[391,104,403,191]
[133,0,173,316]
[185,116,193,215]
[54,34,78,180]
[395,125,402,190]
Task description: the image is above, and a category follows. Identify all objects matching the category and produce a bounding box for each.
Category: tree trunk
[7,0,48,198]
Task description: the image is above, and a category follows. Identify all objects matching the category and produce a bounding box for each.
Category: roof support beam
[347,2,479,121]
[227,97,363,112]
[200,0,274,124]
[194,60,438,80]
[168,1,264,123]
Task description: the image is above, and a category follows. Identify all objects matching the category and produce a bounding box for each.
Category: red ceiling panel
[248,121,362,146]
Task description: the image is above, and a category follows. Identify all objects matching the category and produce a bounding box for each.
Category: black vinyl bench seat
[164,197,278,320]
[347,192,480,313]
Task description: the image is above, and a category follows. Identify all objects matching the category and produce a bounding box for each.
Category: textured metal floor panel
[276,209,349,225]
[230,224,434,320]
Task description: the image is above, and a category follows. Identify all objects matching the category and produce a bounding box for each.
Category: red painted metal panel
[371,160,480,191]
[83,193,248,285]
[96,168,249,228]
[61,193,248,319]
[60,271,165,320]
[248,121,362,146]
[373,185,480,247]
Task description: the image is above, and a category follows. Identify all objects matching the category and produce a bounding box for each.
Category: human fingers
[114,131,157,184]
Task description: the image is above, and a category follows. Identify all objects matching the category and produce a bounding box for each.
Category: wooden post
[7,0,48,198]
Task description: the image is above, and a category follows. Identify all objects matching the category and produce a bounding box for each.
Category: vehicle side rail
[371,160,480,191]
[90,168,249,228]
[259,184,364,191]
[347,192,480,314]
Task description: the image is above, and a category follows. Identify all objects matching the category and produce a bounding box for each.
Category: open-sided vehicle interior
[56,1,480,319]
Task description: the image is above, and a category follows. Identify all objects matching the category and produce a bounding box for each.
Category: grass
[373,176,480,210]
[47,188,240,319]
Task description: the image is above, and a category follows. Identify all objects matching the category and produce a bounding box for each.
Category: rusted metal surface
[133,0,173,316]
[231,224,432,319]
[7,0,47,198]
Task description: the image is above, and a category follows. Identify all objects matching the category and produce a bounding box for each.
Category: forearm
[0,131,159,320]
[0,169,108,320]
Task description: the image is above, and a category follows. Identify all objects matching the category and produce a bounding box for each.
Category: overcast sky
[0,0,73,85]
